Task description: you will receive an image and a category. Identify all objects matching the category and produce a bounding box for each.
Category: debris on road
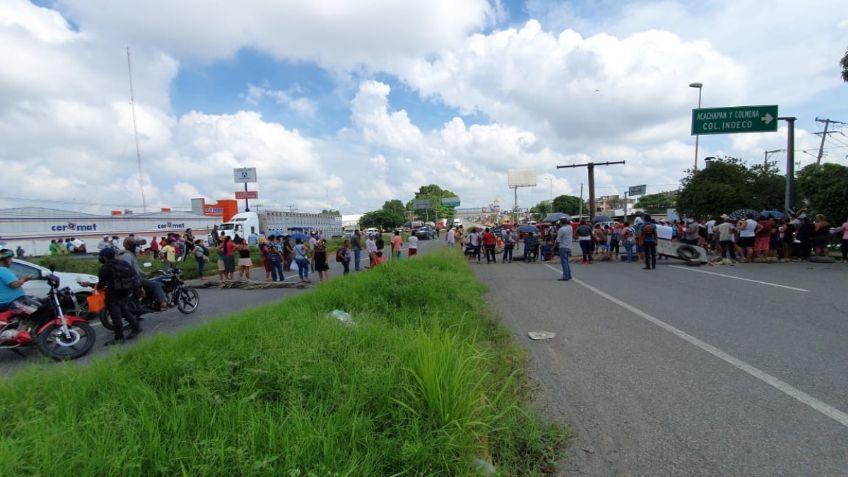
[528,331,556,340]
[328,309,354,325]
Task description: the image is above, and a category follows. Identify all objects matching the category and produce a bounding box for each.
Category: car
[416,226,435,240]
[10,258,99,314]
[365,227,380,237]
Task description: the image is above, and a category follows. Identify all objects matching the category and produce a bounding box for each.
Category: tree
[747,162,785,211]
[408,184,459,220]
[635,192,677,214]
[796,163,848,223]
[321,209,341,216]
[358,200,407,230]
[676,157,751,218]
[551,195,583,215]
[842,47,848,82]
[529,201,552,221]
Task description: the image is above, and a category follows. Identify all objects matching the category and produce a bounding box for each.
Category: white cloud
[245,84,316,118]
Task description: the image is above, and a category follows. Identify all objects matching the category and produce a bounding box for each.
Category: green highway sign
[441,196,460,207]
[691,105,778,135]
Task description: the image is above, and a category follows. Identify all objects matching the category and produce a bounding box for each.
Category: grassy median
[0,250,565,476]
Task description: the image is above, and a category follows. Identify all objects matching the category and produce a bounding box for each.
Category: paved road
[0,237,444,375]
[473,249,848,476]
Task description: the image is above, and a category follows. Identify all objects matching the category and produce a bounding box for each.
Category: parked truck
[218,210,343,241]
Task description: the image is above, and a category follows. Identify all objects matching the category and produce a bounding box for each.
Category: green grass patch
[2,251,565,476]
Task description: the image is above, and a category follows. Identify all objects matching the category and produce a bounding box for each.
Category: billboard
[507,169,537,187]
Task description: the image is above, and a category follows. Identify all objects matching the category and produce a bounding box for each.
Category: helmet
[0,249,13,260]
[98,248,116,259]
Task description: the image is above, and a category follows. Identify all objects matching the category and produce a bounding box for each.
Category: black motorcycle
[99,267,199,331]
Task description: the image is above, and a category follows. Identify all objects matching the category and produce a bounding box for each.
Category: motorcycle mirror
[48,264,56,273]
[143,262,152,268]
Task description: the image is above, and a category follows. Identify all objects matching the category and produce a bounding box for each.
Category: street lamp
[689,82,703,170]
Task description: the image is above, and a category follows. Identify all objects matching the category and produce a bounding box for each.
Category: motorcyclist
[119,239,170,311]
[0,248,31,311]
[93,248,141,345]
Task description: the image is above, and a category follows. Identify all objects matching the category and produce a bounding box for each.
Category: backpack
[642,223,656,243]
[110,260,141,291]
[335,248,343,262]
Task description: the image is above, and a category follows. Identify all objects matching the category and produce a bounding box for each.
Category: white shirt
[366,238,377,254]
[739,219,757,238]
[408,236,418,249]
[556,225,573,247]
[446,228,455,243]
[705,219,716,235]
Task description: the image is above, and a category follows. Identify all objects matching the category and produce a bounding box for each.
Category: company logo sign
[51,222,98,232]
[157,222,186,230]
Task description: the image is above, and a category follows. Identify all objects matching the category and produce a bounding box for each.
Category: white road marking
[544,264,848,428]
[668,265,809,292]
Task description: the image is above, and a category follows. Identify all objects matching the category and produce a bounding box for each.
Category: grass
[1,250,566,476]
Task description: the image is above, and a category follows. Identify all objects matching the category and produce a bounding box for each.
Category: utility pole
[763,149,784,169]
[779,117,796,212]
[557,161,625,221]
[815,117,845,164]
[578,184,583,219]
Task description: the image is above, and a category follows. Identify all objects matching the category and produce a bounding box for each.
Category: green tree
[796,163,848,223]
[359,200,407,230]
[551,195,583,215]
[634,192,677,214]
[408,184,459,220]
[529,201,552,221]
[321,209,341,216]
[747,162,786,211]
[676,157,751,218]
[842,47,848,82]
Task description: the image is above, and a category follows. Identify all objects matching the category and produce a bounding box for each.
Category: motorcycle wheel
[36,322,96,361]
[98,299,141,331]
[176,287,199,314]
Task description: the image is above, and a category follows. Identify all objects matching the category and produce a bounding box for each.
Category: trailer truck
[218,210,343,241]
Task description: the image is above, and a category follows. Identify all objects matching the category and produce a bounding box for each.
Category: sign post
[624,184,646,221]
[691,105,778,135]
[233,167,257,212]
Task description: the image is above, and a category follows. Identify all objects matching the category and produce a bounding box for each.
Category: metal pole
[624,191,628,222]
[588,164,596,221]
[780,117,796,212]
[579,183,583,219]
[694,87,702,170]
[244,182,250,212]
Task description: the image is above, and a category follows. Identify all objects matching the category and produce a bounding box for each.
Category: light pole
[689,82,703,170]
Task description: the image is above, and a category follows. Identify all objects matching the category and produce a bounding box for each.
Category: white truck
[218,210,343,241]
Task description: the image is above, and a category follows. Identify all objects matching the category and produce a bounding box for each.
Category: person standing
[640,216,658,270]
[269,236,285,282]
[609,224,621,256]
[259,236,272,281]
[446,226,456,249]
[468,228,482,263]
[622,222,636,263]
[313,238,330,282]
[236,239,252,280]
[352,230,362,271]
[375,232,385,259]
[407,233,418,257]
[555,219,573,281]
[714,217,737,263]
[391,230,403,260]
[14,246,24,259]
[308,232,318,273]
[150,235,160,259]
[738,214,758,262]
[48,240,58,256]
[501,227,514,263]
[812,214,832,257]
[294,238,310,282]
[340,239,352,275]
[366,234,377,267]
[93,248,141,346]
[193,239,208,279]
[840,216,848,262]
[482,227,496,263]
[576,220,593,264]
[160,239,177,270]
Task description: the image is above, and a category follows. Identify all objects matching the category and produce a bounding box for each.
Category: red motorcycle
[0,273,96,360]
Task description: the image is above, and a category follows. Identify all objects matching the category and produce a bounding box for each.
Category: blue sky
[1,0,846,215]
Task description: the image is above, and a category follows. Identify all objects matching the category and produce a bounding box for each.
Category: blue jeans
[270,258,284,281]
[296,258,309,280]
[558,247,572,280]
[353,248,361,271]
[624,242,635,262]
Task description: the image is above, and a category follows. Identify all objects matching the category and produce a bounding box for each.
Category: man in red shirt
[482,227,496,263]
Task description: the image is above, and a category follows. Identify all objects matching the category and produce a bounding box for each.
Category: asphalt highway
[473,249,848,476]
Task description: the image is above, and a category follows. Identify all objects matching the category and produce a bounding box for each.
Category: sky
[1,0,846,215]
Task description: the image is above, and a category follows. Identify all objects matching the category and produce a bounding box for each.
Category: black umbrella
[728,208,758,220]
[592,215,613,223]
[517,224,539,234]
[759,209,785,219]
